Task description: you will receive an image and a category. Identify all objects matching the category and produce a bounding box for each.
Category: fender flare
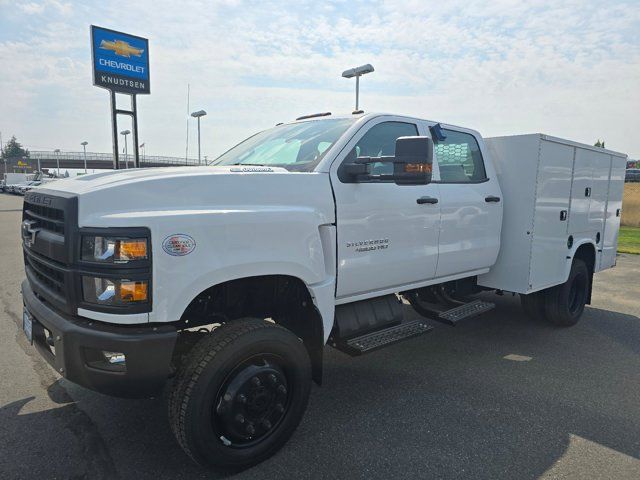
[564,239,596,282]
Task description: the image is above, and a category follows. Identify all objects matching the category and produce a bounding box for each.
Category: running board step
[437,300,494,325]
[336,320,434,356]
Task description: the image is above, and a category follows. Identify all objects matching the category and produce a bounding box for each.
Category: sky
[0,0,639,160]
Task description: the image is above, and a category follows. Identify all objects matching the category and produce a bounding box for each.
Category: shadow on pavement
[2,294,639,479]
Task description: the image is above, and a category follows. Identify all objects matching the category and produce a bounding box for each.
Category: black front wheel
[169,318,311,469]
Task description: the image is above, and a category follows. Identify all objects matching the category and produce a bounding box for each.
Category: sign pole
[91,25,149,171]
[132,95,140,168]
[110,89,120,169]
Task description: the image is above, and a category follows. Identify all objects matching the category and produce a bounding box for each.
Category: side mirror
[392,136,433,185]
[339,135,433,184]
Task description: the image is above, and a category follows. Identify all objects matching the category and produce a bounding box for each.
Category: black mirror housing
[392,136,433,185]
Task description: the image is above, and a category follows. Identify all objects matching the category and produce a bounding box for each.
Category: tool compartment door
[600,156,626,270]
[529,140,574,290]
[568,148,596,234]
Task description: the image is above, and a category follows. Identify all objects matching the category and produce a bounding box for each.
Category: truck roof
[292,112,627,159]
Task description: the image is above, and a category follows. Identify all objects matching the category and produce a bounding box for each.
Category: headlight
[81,236,148,263]
[82,276,149,305]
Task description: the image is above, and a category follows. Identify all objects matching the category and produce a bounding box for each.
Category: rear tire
[169,318,311,470]
[543,259,590,327]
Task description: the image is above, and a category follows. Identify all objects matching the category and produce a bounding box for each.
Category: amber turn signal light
[404,163,432,173]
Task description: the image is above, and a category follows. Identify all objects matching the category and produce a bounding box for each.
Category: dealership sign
[91,25,150,95]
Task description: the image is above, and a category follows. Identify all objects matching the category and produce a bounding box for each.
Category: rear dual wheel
[169,318,311,470]
[520,259,590,327]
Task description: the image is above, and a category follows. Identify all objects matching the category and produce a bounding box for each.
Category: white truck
[20,112,627,469]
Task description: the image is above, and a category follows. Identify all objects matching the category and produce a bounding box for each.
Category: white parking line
[503,354,533,362]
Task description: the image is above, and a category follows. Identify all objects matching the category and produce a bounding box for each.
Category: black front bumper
[22,279,177,398]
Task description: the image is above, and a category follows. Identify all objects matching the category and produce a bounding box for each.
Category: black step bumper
[22,279,177,398]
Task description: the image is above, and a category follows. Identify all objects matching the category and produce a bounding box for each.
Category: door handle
[485,195,501,203]
[417,196,438,205]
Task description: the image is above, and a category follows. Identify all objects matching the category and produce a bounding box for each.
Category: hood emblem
[22,220,40,248]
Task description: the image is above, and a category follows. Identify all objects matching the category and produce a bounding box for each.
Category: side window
[435,129,487,183]
[342,121,418,179]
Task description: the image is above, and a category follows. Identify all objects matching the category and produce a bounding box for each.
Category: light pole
[120,130,131,169]
[54,149,61,177]
[341,64,374,112]
[190,110,207,165]
[140,142,145,164]
[81,141,88,174]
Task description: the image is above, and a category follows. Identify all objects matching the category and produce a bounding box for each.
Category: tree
[594,139,605,148]
[1,135,30,159]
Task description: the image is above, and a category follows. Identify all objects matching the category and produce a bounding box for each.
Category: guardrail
[29,150,202,166]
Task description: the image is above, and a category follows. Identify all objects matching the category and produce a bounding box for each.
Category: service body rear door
[330,117,441,300]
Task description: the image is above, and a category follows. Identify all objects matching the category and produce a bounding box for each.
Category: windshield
[212,118,355,172]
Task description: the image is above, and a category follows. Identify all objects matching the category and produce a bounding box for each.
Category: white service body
[478,134,627,293]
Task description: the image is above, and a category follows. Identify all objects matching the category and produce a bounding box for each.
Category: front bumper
[22,279,177,398]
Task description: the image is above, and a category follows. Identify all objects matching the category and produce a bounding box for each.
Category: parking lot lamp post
[341,64,375,111]
[120,130,131,169]
[81,141,88,174]
[190,110,207,165]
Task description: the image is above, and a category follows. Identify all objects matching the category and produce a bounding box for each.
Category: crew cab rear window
[435,129,487,183]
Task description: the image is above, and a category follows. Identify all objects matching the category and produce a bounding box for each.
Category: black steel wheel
[213,353,290,447]
[543,259,590,326]
[169,318,311,469]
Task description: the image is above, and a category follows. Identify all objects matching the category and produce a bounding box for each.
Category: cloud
[0,0,639,158]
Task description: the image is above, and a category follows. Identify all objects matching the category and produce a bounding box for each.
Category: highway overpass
[2,150,202,174]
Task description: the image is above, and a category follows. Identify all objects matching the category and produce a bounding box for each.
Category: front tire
[169,318,311,469]
[543,259,590,326]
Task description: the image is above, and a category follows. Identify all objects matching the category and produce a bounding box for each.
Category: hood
[42,165,291,195]
[38,165,335,228]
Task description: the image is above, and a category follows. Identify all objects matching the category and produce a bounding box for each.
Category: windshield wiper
[230,163,268,166]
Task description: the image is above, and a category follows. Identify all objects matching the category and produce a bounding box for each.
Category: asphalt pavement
[1,192,639,479]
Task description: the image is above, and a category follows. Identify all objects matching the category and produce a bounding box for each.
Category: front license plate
[23,308,33,344]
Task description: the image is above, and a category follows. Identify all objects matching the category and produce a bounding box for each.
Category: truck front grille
[23,201,65,235]
[24,252,65,295]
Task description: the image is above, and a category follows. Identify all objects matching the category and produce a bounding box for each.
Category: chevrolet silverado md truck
[20,112,627,468]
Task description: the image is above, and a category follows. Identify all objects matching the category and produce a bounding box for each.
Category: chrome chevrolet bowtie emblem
[22,220,40,247]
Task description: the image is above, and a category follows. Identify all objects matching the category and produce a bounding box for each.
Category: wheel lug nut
[275,403,284,413]
[262,419,272,429]
[251,377,261,387]
[246,424,255,435]
[236,394,247,404]
[268,373,278,385]
[235,414,245,424]
[277,385,287,395]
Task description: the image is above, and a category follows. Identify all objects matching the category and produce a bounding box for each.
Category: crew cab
[20,112,627,469]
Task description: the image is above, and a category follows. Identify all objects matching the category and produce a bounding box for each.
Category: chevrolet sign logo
[99,39,144,58]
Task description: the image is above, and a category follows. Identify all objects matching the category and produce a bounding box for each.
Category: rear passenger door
[432,127,502,278]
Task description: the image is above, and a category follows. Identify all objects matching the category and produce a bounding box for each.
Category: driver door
[330,117,441,301]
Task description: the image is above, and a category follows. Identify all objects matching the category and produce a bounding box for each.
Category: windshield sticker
[162,234,196,256]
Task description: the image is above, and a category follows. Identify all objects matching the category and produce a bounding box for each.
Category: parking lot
[1,191,639,479]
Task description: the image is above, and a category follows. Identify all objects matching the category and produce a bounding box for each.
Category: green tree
[594,139,605,148]
[1,136,30,159]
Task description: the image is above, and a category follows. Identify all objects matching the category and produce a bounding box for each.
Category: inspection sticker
[162,234,196,256]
